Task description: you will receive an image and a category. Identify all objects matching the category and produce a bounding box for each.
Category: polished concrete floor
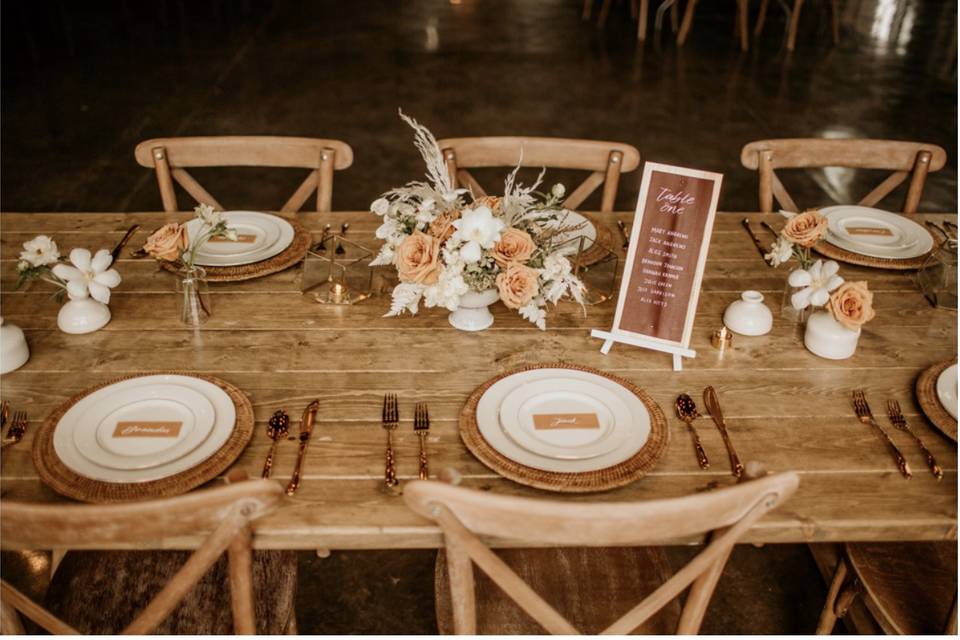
[1,0,956,634]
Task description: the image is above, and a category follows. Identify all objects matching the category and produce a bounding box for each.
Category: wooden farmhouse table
[0,211,956,550]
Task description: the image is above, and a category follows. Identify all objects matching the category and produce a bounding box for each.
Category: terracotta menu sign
[592,162,722,371]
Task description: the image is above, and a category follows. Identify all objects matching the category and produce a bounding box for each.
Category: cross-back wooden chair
[436,137,641,213]
[404,470,799,634]
[740,138,947,216]
[134,136,354,213]
[0,479,294,635]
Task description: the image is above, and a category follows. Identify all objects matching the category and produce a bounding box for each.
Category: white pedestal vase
[448,289,499,332]
[804,311,860,360]
[57,297,111,334]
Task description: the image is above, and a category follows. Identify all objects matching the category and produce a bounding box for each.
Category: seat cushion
[846,541,957,635]
[42,549,296,634]
[435,547,681,634]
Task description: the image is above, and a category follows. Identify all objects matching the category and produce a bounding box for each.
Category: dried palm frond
[399,109,454,196]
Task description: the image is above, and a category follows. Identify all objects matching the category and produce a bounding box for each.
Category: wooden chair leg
[787,0,804,51]
[637,0,648,40]
[630,0,639,20]
[754,0,769,36]
[597,0,612,28]
[830,0,839,44]
[816,558,847,634]
[737,0,749,51]
[582,0,593,21]
[677,0,697,46]
[670,0,679,33]
[285,611,298,635]
[945,593,957,635]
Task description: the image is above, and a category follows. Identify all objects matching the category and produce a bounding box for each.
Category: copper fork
[1,411,27,449]
[852,390,911,478]
[382,394,399,487]
[887,400,942,481]
[414,402,430,480]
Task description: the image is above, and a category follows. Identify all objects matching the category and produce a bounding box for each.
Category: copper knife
[702,386,744,478]
[285,399,320,496]
[111,224,141,263]
[741,218,768,260]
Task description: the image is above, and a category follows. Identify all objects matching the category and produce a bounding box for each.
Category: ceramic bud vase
[723,290,773,336]
[804,311,860,360]
[176,266,212,327]
[57,296,111,334]
[448,288,499,332]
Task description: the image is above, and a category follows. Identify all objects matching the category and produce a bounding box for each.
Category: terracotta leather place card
[208,234,258,243]
[532,413,601,430]
[112,421,183,438]
[845,226,894,236]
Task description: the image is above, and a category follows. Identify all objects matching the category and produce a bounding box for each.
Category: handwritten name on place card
[532,413,601,430]
[845,226,894,236]
[112,421,183,438]
[208,234,258,243]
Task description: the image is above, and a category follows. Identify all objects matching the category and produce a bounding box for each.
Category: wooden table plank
[1,211,956,550]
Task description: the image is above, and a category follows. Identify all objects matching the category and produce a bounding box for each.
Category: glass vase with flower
[763,210,836,324]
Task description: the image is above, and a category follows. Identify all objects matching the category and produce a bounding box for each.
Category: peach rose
[496,263,539,309]
[143,223,188,261]
[473,196,502,213]
[828,281,876,331]
[782,210,828,248]
[428,211,459,243]
[491,228,536,267]
[395,232,442,285]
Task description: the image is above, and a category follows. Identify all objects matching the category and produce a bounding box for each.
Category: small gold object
[262,410,290,479]
[711,326,733,350]
[285,400,320,496]
[302,234,373,305]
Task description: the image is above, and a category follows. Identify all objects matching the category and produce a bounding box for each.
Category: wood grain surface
[1,211,956,550]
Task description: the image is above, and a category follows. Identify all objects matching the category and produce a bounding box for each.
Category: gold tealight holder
[301,235,373,305]
[560,235,619,306]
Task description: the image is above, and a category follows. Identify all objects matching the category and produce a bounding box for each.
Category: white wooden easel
[591,329,696,371]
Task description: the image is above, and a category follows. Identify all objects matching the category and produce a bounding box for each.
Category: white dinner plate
[72,383,216,471]
[936,364,958,420]
[821,206,932,259]
[476,368,650,473]
[53,375,236,483]
[497,378,630,460]
[543,210,598,255]
[187,211,294,267]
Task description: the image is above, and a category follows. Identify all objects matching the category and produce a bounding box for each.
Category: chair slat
[771,170,799,212]
[456,169,487,199]
[0,581,80,635]
[563,171,605,211]
[858,171,908,208]
[172,168,224,211]
[282,170,320,214]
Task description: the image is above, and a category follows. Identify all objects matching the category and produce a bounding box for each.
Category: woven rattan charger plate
[459,363,669,493]
[916,359,958,442]
[33,373,254,503]
[813,231,935,271]
[161,215,311,282]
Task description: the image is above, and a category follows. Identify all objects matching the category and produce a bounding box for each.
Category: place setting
[812,204,936,270]
[916,358,958,442]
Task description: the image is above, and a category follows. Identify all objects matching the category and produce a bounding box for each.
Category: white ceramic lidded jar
[0,317,29,374]
[804,311,860,360]
[722,291,773,336]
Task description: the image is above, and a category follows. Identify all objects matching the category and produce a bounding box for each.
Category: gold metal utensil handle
[870,420,912,479]
[717,426,744,478]
[417,431,429,480]
[262,440,279,479]
[384,430,399,487]
[687,424,710,470]
[906,430,942,480]
[286,437,309,495]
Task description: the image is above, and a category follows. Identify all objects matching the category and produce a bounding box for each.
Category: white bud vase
[804,310,859,359]
[57,296,111,334]
[448,288,499,332]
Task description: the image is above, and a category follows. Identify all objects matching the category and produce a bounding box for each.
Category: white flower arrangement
[371,111,585,329]
[16,237,121,304]
[787,259,844,310]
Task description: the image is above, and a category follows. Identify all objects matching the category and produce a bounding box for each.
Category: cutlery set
[0,401,28,450]
[852,390,942,480]
[261,394,432,493]
[674,388,743,478]
[740,218,769,262]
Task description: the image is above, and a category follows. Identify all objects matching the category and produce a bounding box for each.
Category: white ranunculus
[52,248,122,304]
[451,206,505,264]
[19,235,60,267]
[423,267,469,311]
[764,235,793,267]
[371,197,390,216]
[551,183,566,199]
[195,203,225,227]
[789,260,844,310]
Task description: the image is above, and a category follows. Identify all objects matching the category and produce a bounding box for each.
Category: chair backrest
[134,136,354,213]
[404,470,799,635]
[436,137,641,212]
[740,138,947,215]
[0,479,282,635]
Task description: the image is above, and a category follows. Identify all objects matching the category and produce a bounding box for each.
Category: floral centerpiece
[141,204,237,326]
[16,236,122,334]
[369,112,584,330]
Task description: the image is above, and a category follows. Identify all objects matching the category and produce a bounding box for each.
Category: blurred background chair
[814,542,957,635]
[437,136,640,213]
[0,478,296,635]
[740,138,947,215]
[134,136,354,213]
[754,0,840,51]
[404,469,799,634]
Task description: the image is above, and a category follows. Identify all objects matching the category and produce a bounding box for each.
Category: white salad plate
[72,383,216,471]
[53,375,236,483]
[936,363,958,420]
[497,378,631,460]
[476,368,650,473]
[186,211,294,267]
[821,206,933,259]
[546,210,598,255]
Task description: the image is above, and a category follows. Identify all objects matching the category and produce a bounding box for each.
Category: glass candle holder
[916,238,958,310]
[301,235,374,305]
